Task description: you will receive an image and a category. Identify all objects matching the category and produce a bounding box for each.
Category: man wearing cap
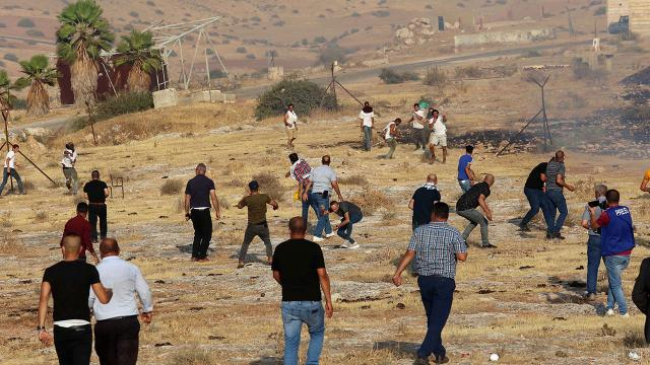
[236,180,279,268]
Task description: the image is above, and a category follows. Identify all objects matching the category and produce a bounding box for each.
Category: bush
[423,67,447,87]
[316,43,352,66]
[246,53,256,59]
[236,46,247,53]
[371,10,391,17]
[255,79,336,120]
[160,179,183,195]
[252,172,287,201]
[313,36,327,44]
[96,92,154,120]
[26,29,44,37]
[455,66,483,78]
[379,68,420,84]
[350,190,393,215]
[129,11,139,18]
[210,69,227,79]
[17,18,35,27]
[3,53,18,62]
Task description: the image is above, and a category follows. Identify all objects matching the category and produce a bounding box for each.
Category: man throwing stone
[456,174,497,249]
[428,110,447,164]
[236,180,279,268]
[184,163,221,262]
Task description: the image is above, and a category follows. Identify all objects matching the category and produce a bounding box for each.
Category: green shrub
[255,79,336,120]
[252,172,286,201]
[160,179,183,195]
[423,67,447,87]
[236,46,247,53]
[313,36,327,44]
[96,92,154,120]
[3,53,18,62]
[26,29,44,37]
[379,68,420,84]
[17,18,35,27]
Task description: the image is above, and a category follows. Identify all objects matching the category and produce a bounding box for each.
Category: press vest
[601,205,635,256]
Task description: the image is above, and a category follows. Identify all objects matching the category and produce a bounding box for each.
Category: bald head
[289,217,306,239]
[99,238,120,258]
[484,173,495,186]
[62,235,82,259]
[427,174,438,184]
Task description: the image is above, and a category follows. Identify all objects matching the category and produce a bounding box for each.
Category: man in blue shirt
[457,145,475,193]
[392,203,468,365]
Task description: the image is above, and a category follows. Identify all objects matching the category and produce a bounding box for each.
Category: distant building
[608,0,650,36]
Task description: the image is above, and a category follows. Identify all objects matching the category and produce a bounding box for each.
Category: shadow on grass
[373,341,419,357]
[249,356,282,365]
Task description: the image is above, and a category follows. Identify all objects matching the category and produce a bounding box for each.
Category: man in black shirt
[83,170,110,242]
[272,217,333,365]
[409,174,441,230]
[38,234,113,365]
[519,162,551,232]
[456,174,496,248]
[184,163,221,262]
[329,200,363,249]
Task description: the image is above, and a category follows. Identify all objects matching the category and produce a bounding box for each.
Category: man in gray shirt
[581,184,607,300]
[303,155,343,243]
[544,151,575,240]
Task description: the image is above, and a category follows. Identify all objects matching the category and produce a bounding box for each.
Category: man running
[37,235,113,365]
[409,174,441,231]
[408,103,427,151]
[382,118,402,159]
[456,174,497,249]
[428,110,447,164]
[329,200,363,249]
[0,144,24,196]
[545,151,575,240]
[61,142,79,195]
[284,104,298,148]
[236,180,279,268]
[61,202,100,264]
[184,163,221,262]
[519,161,550,232]
[359,101,375,151]
[84,170,110,243]
[457,145,475,193]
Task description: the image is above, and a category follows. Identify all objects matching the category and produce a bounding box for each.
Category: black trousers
[95,316,140,365]
[191,209,212,259]
[53,325,92,365]
[89,204,108,241]
[646,314,650,344]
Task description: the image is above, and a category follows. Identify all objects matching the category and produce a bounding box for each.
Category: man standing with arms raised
[84,170,110,243]
[91,238,153,365]
[303,155,343,243]
[428,110,448,164]
[272,217,333,365]
[0,144,24,196]
[545,151,575,240]
[236,180,279,268]
[184,163,221,262]
[37,235,113,365]
[393,203,467,364]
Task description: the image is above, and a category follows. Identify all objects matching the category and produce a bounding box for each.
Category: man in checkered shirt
[287,153,312,226]
[392,202,468,365]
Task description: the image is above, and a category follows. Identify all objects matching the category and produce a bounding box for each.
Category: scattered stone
[155,280,166,284]
[189,307,204,311]
[128,212,138,216]
[158,216,169,219]
[155,342,172,347]
[575,265,584,270]
[556,350,568,358]
[260,293,266,297]
[361,305,371,310]
[519,265,534,270]
[552,317,567,321]
[19,280,32,284]
[209,335,225,340]
[478,289,496,294]
[396,303,406,309]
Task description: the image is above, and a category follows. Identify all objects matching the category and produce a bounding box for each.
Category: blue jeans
[337,213,362,243]
[310,193,332,238]
[586,235,602,294]
[0,167,24,195]
[521,187,551,227]
[458,179,471,193]
[417,276,455,359]
[604,255,630,314]
[282,301,325,365]
[302,192,311,227]
[545,190,568,234]
[363,126,372,151]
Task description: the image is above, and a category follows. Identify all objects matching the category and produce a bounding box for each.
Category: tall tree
[115,30,161,92]
[17,55,60,116]
[56,0,113,107]
[0,70,26,111]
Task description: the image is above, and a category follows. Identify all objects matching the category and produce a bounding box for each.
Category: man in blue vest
[589,189,635,317]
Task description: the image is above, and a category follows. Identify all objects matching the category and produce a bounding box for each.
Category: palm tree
[17,55,60,116]
[115,30,161,92]
[0,70,26,111]
[56,0,113,107]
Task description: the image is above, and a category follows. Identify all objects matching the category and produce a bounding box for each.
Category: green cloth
[240,194,271,224]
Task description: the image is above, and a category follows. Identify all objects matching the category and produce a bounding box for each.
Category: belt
[62,167,75,169]
[250,221,268,226]
[97,315,138,323]
[89,202,106,205]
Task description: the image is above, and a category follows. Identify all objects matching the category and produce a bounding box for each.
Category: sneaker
[554,233,566,240]
[546,233,553,239]
[313,236,324,243]
[325,232,336,238]
[621,313,630,318]
[481,243,497,249]
[606,308,615,316]
[413,357,429,365]
[434,355,450,364]
[584,293,596,301]
[519,224,531,232]
[237,262,245,269]
[340,242,350,249]
[347,243,360,250]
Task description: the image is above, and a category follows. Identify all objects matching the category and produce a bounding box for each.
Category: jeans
[363,126,372,151]
[302,192,311,227]
[310,193,332,238]
[190,208,212,259]
[282,301,325,365]
[458,179,471,193]
[54,325,92,365]
[586,235,602,294]
[0,167,24,195]
[417,276,455,359]
[63,167,79,195]
[545,190,568,234]
[239,223,273,262]
[337,213,362,243]
[521,187,551,227]
[605,255,630,314]
[384,138,397,159]
[457,209,490,246]
[95,316,140,365]
[89,204,108,242]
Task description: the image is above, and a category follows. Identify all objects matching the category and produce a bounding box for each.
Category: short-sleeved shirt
[457,154,473,180]
[384,122,396,139]
[185,175,216,209]
[310,165,337,194]
[525,163,548,191]
[272,239,326,301]
[290,159,312,187]
[412,110,425,129]
[431,116,447,136]
[84,180,108,204]
[456,182,490,212]
[61,215,94,257]
[581,202,604,236]
[545,161,566,192]
[4,150,15,168]
[286,111,298,129]
[332,201,362,218]
[359,110,374,128]
[240,194,271,224]
[408,222,467,279]
[42,261,100,321]
[412,185,442,227]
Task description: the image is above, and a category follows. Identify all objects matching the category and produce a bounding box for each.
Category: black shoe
[553,233,566,240]
[481,243,497,249]
[435,355,450,364]
[546,233,553,239]
[413,357,429,365]
[519,224,531,232]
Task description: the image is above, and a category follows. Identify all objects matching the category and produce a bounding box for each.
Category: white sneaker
[621,313,630,318]
[340,242,350,249]
[347,243,360,250]
[313,236,324,243]
[325,233,336,238]
[605,309,615,316]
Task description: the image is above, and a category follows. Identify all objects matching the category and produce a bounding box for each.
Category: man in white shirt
[61,142,79,195]
[90,238,153,365]
[0,144,24,196]
[284,103,298,148]
[358,101,375,151]
[428,109,448,164]
[382,118,402,159]
[408,103,427,152]
[303,155,343,242]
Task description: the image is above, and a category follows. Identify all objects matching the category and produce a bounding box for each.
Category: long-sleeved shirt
[89,256,153,321]
[60,215,94,257]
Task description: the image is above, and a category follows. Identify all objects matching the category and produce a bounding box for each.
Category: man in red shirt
[61,203,99,264]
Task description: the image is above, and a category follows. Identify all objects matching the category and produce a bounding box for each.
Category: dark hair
[465,145,474,154]
[287,103,294,108]
[432,202,450,220]
[394,118,402,124]
[91,170,100,179]
[606,189,620,204]
[322,155,331,165]
[329,200,339,207]
[362,105,373,113]
[65,142,75,152]
[289,153,299,164]
[432,109,439,115]
[289,216,306,233]
[249,180,259,191]
[12,144,19,149]
[364,101,370,106]
[413,103,419,108]
[77,202,89,213]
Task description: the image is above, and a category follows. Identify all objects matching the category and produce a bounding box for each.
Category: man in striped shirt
[288,153,312,226]
[392,202,468,365]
